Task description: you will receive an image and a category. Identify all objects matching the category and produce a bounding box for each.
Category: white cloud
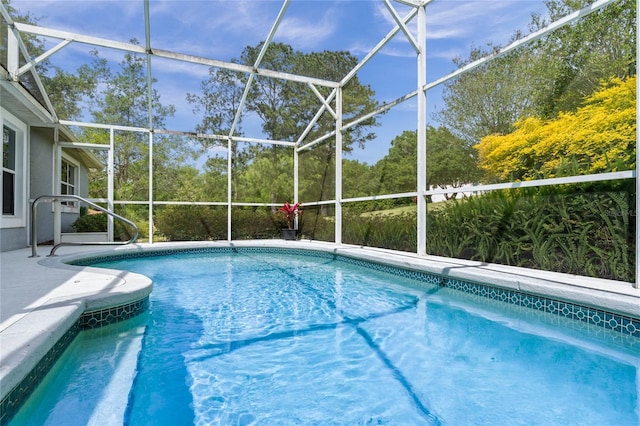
[276,7,340,49]
[426,0,546,43]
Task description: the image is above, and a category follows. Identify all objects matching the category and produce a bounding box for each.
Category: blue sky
[11,0,549,164]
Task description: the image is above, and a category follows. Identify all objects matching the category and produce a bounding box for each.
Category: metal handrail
[30,194,139,257]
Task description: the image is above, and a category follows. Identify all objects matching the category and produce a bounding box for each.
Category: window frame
[60,153,80,213]
[1,108,27,229]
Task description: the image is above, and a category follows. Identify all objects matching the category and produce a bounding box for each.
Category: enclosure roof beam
[60,119,296,147]
[340,7,417,87]
[60,119,150,133]
[296,5,417,149]
[302,2,428,148]
[308,83,337,120]
[296,88,337,146]
[229,0,291,138]
[226,135,296,147]
[344,90,417,131]
[14,21,339,88]
[393,0,429,7]
[384,0,419,54]
[2,9,58,121]
[297,129,336,152]
[422,0,617,92]
[17,39,72,76]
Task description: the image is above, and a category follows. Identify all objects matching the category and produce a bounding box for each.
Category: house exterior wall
[30,127,54,246]
[1,126,93,252]
[0,108,29,251]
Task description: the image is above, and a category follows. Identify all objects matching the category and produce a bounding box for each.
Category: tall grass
[427,185,633,282]
[152,184,634,282]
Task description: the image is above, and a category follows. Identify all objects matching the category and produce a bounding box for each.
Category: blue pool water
[10,251,640,425]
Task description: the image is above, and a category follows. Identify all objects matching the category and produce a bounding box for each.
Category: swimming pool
[9,248,640,425]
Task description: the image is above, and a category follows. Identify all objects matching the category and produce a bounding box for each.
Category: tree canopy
[2,0,101,120]
[435,0,635,144]
[475,76,636,182]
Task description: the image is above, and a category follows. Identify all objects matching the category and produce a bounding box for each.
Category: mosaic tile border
[73,246,640,340]
[0,321,80,426]
[80,297,149,330]
[5,246,637,424]
[70,246,336,266]
[336,254,640,339]
[442,277,640,338]
[0,297,149,426]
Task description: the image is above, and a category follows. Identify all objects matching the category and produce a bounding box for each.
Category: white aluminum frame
[2,0,636,287]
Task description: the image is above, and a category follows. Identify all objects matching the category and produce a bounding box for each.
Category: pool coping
[1,240,639,423]
[0,246,152,423]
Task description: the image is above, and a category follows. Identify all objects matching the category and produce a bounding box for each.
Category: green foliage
[436,43,539,144]
[71,212,107,232]
[530,0,636,117]
[3,0,102,120]
[437,0,635,143]
[153,206,283,241]
[188,42,380,205]
[232,208,282,240]
[70,212,140,242]
[80,48,189,202]
[342,211,416,252]
[371,127,480,198]
[426,185,633,281]
[476,76,636,181]
[154,206,227,241]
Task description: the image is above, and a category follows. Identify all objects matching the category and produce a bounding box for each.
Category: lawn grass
[361,200,450,217]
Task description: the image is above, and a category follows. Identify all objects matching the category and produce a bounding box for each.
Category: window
[1,109,26,228]
[2,126,16,215]
[60,156,79,212]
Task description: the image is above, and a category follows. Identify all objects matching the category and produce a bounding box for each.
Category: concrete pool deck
[1,240,639,418]
[0,244,152,413]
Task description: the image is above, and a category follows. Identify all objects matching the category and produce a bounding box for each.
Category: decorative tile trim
[6,247,638,425]
[80,297,149,330]
[442,277,640,340]
[0,321,79,426]
[70,246,336,266]
[72,247,640,340]
[336,255,445,286]
[0,297,149,426]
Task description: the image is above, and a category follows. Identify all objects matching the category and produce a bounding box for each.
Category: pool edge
[1,240,638,424]
[0,250,152,426]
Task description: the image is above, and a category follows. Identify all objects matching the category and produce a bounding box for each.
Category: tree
[529,0,636,118]
[342,159,379,199]
[475,76,635,182]
[435,0,635,143]
[374,127,480,200]
[186,67,248,200]
[2,0,101,120]
[189,42,380,205]
[435,41,539,145]
[83,47,191,203]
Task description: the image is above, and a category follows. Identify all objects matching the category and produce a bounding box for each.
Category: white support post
[416,4,427,256]
[52,128,61,245]
[227,138,232,241]
[107,128,115,242]
[635,0,639,289]
[294,146,299,229]
[335,88,343,245]
[148,132,154,243]
[7,26,18,78]
[145,0,154,244]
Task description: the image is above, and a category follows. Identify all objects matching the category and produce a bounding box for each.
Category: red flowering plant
[278,202,301,229]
